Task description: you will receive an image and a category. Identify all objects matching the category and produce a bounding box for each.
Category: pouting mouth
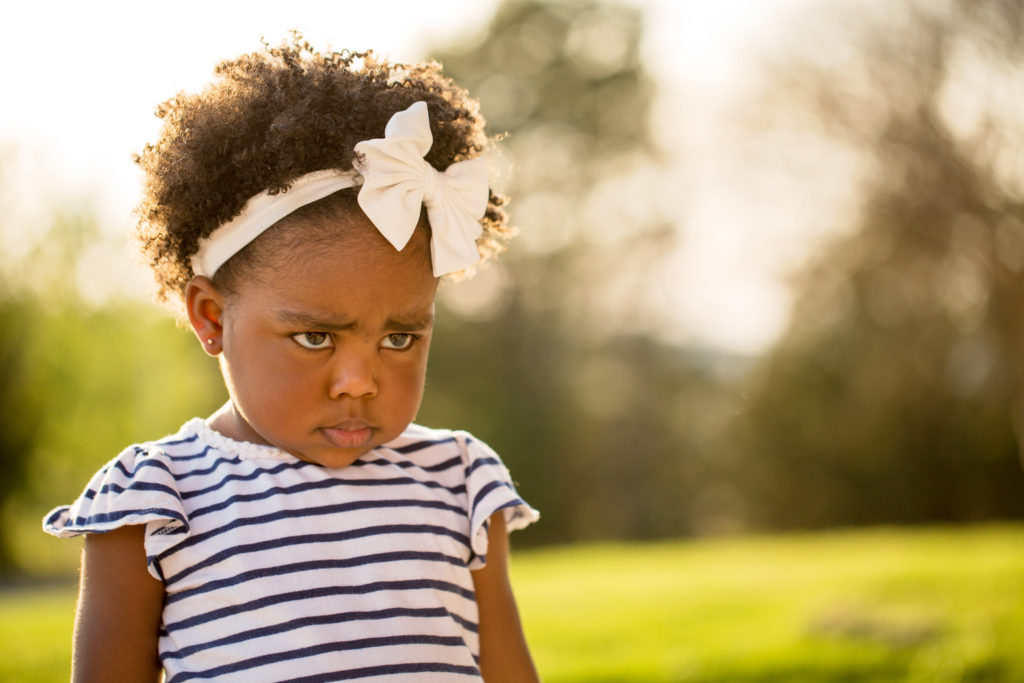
[324,420,372,432]
[319,423,374,450]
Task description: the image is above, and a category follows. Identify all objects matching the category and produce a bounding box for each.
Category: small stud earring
[206,338,216,346]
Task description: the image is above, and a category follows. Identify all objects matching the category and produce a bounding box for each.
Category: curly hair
[133,33,510,315]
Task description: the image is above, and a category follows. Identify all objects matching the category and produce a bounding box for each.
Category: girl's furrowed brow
[274,310,434,333]
[385,313,435,333]
[275,310,356,332]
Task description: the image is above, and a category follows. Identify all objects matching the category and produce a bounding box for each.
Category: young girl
[43,37,540,682]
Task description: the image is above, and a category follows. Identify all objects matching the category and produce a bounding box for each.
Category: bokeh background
[3,0,1024,680]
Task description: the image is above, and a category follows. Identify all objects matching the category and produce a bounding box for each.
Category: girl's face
[204,214,438,469]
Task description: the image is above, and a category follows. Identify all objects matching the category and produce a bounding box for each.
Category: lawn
[4,524,1024,682]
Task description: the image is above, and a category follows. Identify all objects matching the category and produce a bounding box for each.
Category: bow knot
[421,165,442,205]
[354,101,489,276]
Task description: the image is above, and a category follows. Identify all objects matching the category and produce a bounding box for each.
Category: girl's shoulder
[89,418,228,483]
[386,424,539,568]
[42,418,215,540]
[383,423,503,465]
[89,417,216,464]
[388,422,461,445]
[130,417,214,459]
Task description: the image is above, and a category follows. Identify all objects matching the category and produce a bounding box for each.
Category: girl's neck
[206,401,270,447]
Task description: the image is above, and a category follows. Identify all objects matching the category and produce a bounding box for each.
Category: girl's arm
[73,525,164,683]
[472,512,540,683]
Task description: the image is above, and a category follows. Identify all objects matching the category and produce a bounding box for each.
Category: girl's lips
[320,424,373,449]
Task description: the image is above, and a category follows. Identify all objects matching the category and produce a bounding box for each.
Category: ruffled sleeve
[42,444,189,581]
[458,432,539,569]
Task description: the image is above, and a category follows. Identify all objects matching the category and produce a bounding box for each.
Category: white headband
[190,101,489,278]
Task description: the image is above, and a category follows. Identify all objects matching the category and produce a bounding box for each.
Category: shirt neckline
[185,417,299,461]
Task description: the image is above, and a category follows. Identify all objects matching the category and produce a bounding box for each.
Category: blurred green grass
[0,582,77,682]
[6,524,1024,682]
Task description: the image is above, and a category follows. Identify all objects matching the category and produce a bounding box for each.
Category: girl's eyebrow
[387,313,435,333]
[276,310,356,332]
[275,310,434,332]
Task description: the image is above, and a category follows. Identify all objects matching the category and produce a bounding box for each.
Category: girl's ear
[185,276,226,357]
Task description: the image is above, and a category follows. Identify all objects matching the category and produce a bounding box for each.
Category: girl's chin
[295,448,371,469]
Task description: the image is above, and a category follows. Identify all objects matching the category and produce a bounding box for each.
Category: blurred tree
[0,294,41,571]
[0,188,96,572]
[0,164,225,576]
[422,0,731,543]
[0,0,734,575]
[729,0,1024,528]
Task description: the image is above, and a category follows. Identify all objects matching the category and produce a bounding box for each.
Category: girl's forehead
[275,205,431,267]
[240,217,438,315]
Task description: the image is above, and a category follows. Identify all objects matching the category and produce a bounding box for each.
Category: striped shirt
[44,418,538,682]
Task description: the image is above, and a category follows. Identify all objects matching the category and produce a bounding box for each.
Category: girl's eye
[381,333,416,351]
[292,332,333,350]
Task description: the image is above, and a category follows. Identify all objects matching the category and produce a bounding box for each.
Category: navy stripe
[437,607,478,633]
[466,455,502,477]
[42,508,64,528]
[148,557,166,583]
[85,480,182,501]
[420,455,464,473]
[494,500,524,517]
[171,647,475,683]
[164,524,471,585]
[68,507,187,530]
[471,480,511,510]
[164,551,466,605]
[162,607,467,660]
[388,436,457,454]
[162,447,213,462]
[112,456,174,480]
[188,476,466,521]
[174,454,245,481]
[282,662,481,683]
[163,579,476,632]
[178,459,309,500]
[158,433,200,447]
[157,498,464,564]
[355,454,462,474]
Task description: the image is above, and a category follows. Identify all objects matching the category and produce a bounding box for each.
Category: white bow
[355,101,489,276]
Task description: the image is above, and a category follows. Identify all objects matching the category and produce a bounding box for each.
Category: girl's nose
[327,351,378,399]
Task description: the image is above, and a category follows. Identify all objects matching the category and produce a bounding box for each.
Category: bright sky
[0,0,816,355]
